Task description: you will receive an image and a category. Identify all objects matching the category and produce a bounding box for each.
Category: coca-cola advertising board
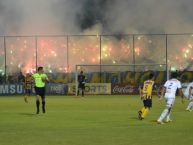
[112,84,138,95]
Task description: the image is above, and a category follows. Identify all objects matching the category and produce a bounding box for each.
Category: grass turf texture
[0,95,192,145]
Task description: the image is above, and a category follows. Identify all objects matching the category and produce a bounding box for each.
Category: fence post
[166,34,169,80]
[35,36,38,71]
[100,35,102,83]
[132,34,135,72]
[4,36,7,83]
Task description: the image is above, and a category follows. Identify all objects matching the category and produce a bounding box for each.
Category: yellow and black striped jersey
[142,80,155,99]
[24,76,33,89]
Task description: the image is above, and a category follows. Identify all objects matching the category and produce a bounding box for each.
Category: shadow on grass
[150,120,158,123]
[18,113,36,116]
[129,116,140,120]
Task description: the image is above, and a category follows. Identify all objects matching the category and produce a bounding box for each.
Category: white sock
[158,109,169,122]
[187,102,193,110]
[166,112,171,122]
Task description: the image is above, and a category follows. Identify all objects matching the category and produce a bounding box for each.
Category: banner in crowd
[68,83,111,95]
[0,83,68,95]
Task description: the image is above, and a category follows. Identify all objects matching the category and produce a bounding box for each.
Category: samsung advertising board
[0,84,24,95]
[0,83,68,95]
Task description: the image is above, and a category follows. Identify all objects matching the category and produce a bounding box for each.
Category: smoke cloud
[0,0,193,35]
[0,0,193,74]
[105,0,193,34]
[0,0,82,35]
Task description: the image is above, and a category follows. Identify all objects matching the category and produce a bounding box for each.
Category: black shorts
[25,89,32,96]
[143,99,152,108]
[78,83,85,89]
[35,87,45,98]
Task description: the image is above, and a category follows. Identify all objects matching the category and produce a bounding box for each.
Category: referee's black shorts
[34,87,45,98]
[25,89,32,96]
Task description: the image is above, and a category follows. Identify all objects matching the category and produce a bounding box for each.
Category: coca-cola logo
[112,84,135,94]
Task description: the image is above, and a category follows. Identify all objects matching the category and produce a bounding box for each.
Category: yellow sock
[141,107,146,113]
[141,108,150,118]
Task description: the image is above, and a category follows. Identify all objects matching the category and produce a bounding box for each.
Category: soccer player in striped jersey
[157,72,184,124]
[138,73,155,120]
[24,73,33,103]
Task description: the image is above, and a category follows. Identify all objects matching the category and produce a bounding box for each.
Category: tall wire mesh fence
[0,34,192,83]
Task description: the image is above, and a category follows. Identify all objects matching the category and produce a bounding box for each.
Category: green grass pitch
[0,95,192,145]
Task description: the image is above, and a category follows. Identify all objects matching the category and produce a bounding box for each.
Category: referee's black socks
[42,101,46,113]
[36,100,40,114]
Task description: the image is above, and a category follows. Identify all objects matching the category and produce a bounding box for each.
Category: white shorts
[164,97,175,108]
[184,93,193,101]
[188,96,193,101]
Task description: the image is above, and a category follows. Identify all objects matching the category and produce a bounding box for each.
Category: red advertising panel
[112,84,139,95]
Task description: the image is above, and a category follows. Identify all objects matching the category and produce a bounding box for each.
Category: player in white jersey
[157,72,184,124]
[184,82,193,111]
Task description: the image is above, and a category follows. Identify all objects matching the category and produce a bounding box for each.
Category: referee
[32,67,49,114]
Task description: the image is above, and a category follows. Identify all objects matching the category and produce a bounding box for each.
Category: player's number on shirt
[166,82,173,93]
[168,82,173,90]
